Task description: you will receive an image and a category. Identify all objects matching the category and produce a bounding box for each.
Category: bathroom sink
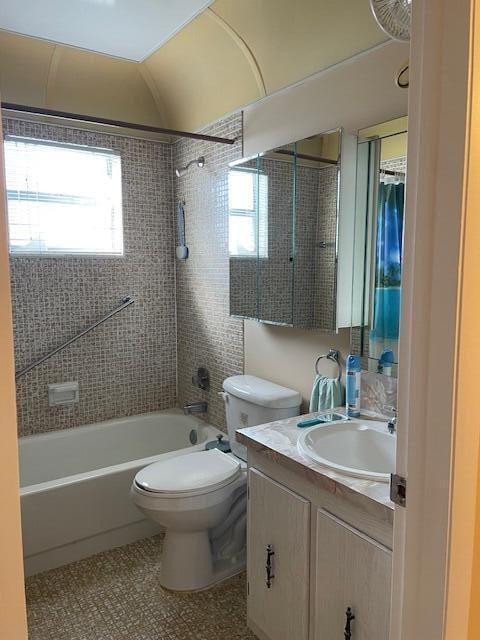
[297,420,395,483]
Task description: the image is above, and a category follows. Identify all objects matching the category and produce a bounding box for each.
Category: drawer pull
[344,607,355,639]
[265,544,275,588]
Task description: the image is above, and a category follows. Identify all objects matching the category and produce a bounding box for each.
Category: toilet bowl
[131,375,301,591]
[131,448,247,591]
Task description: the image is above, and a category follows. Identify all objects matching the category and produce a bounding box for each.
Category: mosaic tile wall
[292,162,316,327]
[229,157,258,320]
[174,114,244,430]
[230,257,258,319]
[258,157,295,325]
[381,156,408,174]
[6,118,177,436]
[312,166,339,331]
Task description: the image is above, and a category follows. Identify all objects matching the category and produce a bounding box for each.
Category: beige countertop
[236,410,394,518]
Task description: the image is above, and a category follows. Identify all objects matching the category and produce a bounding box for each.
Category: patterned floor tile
[25,536,256,640]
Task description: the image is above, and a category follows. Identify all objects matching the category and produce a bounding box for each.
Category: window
[228,168,268,257]
[5,136,123,255]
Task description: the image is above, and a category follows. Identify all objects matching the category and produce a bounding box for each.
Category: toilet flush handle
[218,391,229,404]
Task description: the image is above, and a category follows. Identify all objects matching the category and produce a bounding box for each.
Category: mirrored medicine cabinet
[228,129,349,331]
[350,117,408,378]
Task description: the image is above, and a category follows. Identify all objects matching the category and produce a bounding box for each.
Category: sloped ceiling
[0,0,388,133]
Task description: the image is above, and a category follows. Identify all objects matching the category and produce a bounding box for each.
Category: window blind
[4,136,123,255]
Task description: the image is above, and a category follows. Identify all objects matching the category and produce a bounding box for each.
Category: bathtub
[19,409,222,576]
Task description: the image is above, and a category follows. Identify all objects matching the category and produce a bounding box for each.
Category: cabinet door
[314,509,392,640]
[247,468,310,640]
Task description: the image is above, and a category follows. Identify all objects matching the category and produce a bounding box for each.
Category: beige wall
[143,8,262,132]
[212,0,386,95]
[242,41,409,403]
[360,115,408,160]
[0,0,387,133]
[244,322,350,411]
[0,111,27,638]
[380,133,407,161]
[145,0,387,131]
[0,31,163,127]
[243,41,409,156]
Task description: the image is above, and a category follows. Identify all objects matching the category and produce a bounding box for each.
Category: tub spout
[183,402,207,415]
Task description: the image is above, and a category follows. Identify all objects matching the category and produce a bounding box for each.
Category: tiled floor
[26,536,257,640]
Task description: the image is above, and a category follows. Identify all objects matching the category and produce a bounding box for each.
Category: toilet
[130,374,301,591]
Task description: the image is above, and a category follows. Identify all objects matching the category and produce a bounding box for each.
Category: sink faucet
[386,407,397,434]
[183,402,207,415]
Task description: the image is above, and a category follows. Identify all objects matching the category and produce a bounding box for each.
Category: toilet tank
[222,375,302,462]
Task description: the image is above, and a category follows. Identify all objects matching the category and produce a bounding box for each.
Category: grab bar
[15,296,135,381]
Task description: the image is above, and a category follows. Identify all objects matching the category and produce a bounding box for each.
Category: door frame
[391,0,480,638]
[0,101,28,637]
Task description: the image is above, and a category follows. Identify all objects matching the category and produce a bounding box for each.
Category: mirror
[229,130,341,330]
[350,117,407,377]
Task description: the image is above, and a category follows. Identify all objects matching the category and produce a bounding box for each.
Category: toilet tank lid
[223,375,301,409]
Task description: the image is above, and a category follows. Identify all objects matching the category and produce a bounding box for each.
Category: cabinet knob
[265,544,275,588]
[344,607,355,639]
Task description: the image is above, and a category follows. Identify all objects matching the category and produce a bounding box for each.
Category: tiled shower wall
[6,118,177,436]
[312,166,338,330]
[174,114,244,430]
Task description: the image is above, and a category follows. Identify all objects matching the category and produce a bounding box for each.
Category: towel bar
[315,349,342,381]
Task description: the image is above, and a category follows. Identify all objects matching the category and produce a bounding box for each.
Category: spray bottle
[346,354,361,418]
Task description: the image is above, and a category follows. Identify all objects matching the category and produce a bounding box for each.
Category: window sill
[9,252,125,259]
[229,255,269,260]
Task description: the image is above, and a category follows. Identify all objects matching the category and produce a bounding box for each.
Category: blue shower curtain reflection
[369,180,404,365]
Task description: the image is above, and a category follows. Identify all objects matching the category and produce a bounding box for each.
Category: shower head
[175,156,205,177]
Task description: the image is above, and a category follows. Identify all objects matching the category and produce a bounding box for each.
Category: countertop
[236,410,394,518]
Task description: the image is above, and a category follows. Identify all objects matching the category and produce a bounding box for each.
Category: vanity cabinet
[314,509,392,640]
[247,469,310,640]
[246,463,393,640]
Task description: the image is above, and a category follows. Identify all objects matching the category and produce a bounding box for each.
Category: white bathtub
[19,409,222,576]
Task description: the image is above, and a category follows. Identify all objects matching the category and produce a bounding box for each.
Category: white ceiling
[0,0,213,62]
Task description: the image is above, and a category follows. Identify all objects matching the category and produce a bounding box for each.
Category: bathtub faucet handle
[192,367,210,391]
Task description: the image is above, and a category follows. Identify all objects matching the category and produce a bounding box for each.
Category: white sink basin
[297,420,395,483]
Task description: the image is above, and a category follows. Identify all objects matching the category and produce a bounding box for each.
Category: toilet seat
[134,448,241,498]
